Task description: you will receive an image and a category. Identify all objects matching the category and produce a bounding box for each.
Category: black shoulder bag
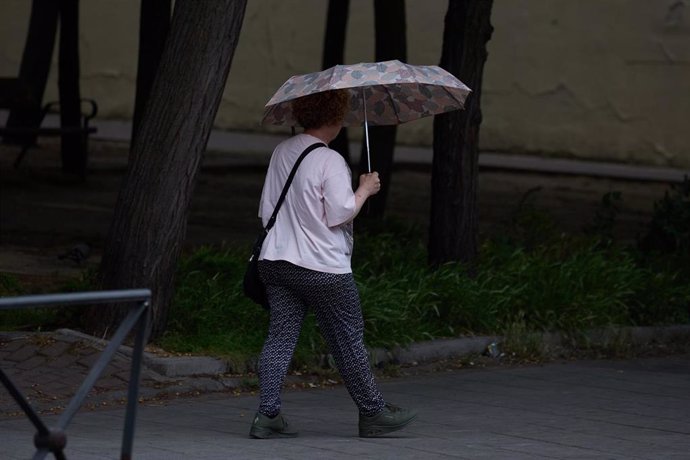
[243,142,325,309]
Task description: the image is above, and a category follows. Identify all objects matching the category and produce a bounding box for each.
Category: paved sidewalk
[90,118,688,182]
[0,328,494,420]
[2,354,689,459]
[0,331,186,418]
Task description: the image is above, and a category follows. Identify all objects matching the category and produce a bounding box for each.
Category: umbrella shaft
[362,88,371,173]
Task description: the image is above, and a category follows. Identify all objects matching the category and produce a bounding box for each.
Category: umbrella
[262,59,471,171]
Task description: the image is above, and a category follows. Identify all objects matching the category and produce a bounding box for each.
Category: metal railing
[0,289,151,460]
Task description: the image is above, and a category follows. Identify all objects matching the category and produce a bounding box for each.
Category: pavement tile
[36,339,71,357]
[13,355,47,371]
[0,339,26,353]
[76,352,102,368]
[43,353,80,369]
[4,344,38,362]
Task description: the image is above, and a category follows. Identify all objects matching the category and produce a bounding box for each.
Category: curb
[55,328,228,378]
[543,325,690,350]
[57,325,690,378]
[369,336,500,367]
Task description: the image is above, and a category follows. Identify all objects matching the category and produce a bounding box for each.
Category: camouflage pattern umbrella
[262,60,471,171]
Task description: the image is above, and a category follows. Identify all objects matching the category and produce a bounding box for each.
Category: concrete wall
[1,0,688,168]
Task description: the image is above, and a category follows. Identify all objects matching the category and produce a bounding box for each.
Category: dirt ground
[0,138,673,286]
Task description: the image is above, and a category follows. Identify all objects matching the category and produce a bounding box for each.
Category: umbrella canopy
[262,60,471,127]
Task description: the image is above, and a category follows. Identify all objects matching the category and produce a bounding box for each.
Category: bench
[0,77,98,169]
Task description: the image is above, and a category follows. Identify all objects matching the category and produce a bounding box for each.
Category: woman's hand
[357,172,381,198]
[346,172,381,222]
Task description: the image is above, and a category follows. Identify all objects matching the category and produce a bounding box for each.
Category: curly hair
[292,89,350,129]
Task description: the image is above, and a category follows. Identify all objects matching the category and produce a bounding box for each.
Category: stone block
[144,356,228,377]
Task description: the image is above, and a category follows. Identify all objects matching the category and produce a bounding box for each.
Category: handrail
[0,289,150,309]
[0,289,151,460]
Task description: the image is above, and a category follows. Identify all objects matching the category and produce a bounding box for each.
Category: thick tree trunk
[2,0,58,145]
[428,0,493,267]
[358,0,406,218]
[322,0,350,163]
[58,0,85,176]
[87,0,248,340]
[131,0,171,145]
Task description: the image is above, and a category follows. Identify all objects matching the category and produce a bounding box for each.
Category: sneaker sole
[249,426,299,439]
[359,413,418,438]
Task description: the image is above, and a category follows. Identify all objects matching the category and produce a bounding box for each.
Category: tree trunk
[358,0,406,218]
[322,0,350,163]
[131,0,171,145]
[428,0,493,267]
[58,0,85,176]
[2,0,58,145]
[87,0,248,340]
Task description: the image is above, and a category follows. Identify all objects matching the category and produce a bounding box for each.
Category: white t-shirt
[258,134,356,274]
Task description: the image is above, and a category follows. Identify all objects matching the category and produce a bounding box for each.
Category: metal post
[0,289,151,459]
[0,369,49,436]
[120,301,150,460]
[56,303,147,430]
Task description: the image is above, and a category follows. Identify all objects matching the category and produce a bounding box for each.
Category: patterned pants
[257,260,385,417]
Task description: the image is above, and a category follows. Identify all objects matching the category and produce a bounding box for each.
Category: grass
[0,271,95,332]
[156,217,689,368]
[3,190,689,369]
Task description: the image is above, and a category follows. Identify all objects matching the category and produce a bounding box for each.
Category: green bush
[159,222,689,365]
[640,176,690,256]
[0,273,91,331]
[6,210,687,365]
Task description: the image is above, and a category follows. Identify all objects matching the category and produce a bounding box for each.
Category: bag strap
[264,142,325,233]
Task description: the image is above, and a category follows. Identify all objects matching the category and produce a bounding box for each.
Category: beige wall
[1,0,689,168]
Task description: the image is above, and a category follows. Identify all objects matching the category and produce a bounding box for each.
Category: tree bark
[358,0,406,219]
[428,0,493,267]
[322,0,350,163]
[131,0,171,145]
[58,0,85,176]
[2,0,58,145]
[87,0,248,340]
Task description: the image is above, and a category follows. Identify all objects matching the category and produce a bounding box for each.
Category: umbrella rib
[441,85,470,108]
[381,84,402,125]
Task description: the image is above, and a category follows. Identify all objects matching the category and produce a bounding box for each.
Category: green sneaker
[359,403,417,437]
[249,412,298,439]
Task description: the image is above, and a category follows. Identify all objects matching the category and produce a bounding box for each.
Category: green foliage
[4,188,689,366]
[640,176,690,256]
[586,191,623,244]
[0,273,42,330]
[156,217,690,367]
[0,273,24,296]
[503,186,560,249]
[160,246,267,360]
[500,316,549,360]
[157,246,322,370]
[60,270,97,293]
[0,272,95,331]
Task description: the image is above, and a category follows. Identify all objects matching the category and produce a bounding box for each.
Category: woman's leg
[303,272,385,416]
[257,262,307,417]
[259,261,384,416]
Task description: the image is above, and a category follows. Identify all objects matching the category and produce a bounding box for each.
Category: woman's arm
[351,172,381,220]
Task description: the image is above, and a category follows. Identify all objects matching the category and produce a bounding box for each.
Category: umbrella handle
[362,88,371,173]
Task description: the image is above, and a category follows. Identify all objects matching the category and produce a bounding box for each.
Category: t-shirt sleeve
[322,154,356,228]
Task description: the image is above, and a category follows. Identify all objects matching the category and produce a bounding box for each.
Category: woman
[250,89,417,439]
